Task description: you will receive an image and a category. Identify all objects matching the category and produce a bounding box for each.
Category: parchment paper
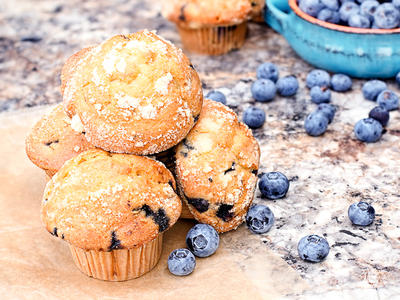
[0,106,307,300]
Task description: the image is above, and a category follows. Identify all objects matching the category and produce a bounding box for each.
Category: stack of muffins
[25,30,260,281]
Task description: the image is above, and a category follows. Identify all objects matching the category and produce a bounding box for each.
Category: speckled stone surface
[1,0,400,298]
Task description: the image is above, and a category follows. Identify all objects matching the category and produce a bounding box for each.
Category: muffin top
[63,30,202,155]
[60,46,94,116]
[175,99,260,232]
[163,0,261,27]
[41,149,182,250]
[25,104,95,176]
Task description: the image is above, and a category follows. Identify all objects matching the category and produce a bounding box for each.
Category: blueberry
[206,90,227,105]
[304,111,329,136]
[298,235,330,263]
[348,201,375,226]
[310,86,331,104]
[186,224,219,258]
[246,204,275,234]
[316,103,336,123]
[362,80,387,101]
[168,248,196,276]
[243,106,266,129]
[374,3,400,29]
[376,89,399,111]
[317,8,341,23]
[322,0,339,10]
[360,0,379,21]
[331,74,352,92]
[251,79,276,102]
[369,106,389,126]
[354,118,383,143]
[299,0,325,17]
[339,2,360,22]
[396,71,400,88]
[348,13,371,27]
[276,75,299,96]
[393,0,400,10]
[256,62,279,82]
[259,171,290,200]
[306,69,331,89]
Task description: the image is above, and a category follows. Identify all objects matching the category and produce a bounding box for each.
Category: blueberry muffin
[41,149,182,281]
[175,99,260,232]
[60,46,94,117]
[25,104,95,177]
[162,0,258,55]
[63,30,203,155]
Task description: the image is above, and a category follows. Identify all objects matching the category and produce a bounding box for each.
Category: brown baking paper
[0,106,307,299]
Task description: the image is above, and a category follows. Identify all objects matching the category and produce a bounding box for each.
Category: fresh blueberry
[374,3,400,29]
[317,8,341,23]
[331,74,352,92]
[339,2,360,22]
[393,0,400,10]
[368,106,389,126]
[362,80,387,101]
[354,118,383,143]
[322,0,339,10]
[360,0,379,21]
[251,79,276,102]
[256,62,279,82]
[348,13,371,27]
[316,103,336,123]
[298,235,330,263]
[243,106,266,129]
[396,71,400,88]
[276,75,299,96]
[246,204,275,234]
[186,224,219,258]
[168,248,196,276]
[206,90,227,105]
[348,201,375,226]
[310,86,331,104]
[259,171,290,200]
[304,111,329,136]
[299,0,325,17]
[306,69,331,89]
[376,89,399,111]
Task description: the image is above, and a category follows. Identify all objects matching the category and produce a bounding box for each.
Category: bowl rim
[289,0,400,34]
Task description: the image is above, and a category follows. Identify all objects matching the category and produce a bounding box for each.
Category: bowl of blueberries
[265,0,400,78]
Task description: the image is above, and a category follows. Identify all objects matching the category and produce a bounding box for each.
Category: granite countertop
[1,0,400,298]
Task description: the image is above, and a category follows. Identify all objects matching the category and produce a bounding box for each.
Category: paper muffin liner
[69,234,163,281]
[177,22,248,55]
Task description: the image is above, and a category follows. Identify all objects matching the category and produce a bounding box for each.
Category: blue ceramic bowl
[265,0,400,78]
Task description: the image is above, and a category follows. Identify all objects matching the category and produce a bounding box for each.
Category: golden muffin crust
[162,0,259,27]
[25,104,95,176]
[60,46,94,116]
[63,30,203,155]
[41,149,182,251]
[175,99,260,232]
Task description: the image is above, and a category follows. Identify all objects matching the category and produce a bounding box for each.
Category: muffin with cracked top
[162,0,261,55]
[41,149,182,281]
[25,104,95,177]
[63,30,202,155]
[175,99,260,232]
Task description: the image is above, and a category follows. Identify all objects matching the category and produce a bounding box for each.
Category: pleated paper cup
[177,22,247,55]
[69,233,163,281]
